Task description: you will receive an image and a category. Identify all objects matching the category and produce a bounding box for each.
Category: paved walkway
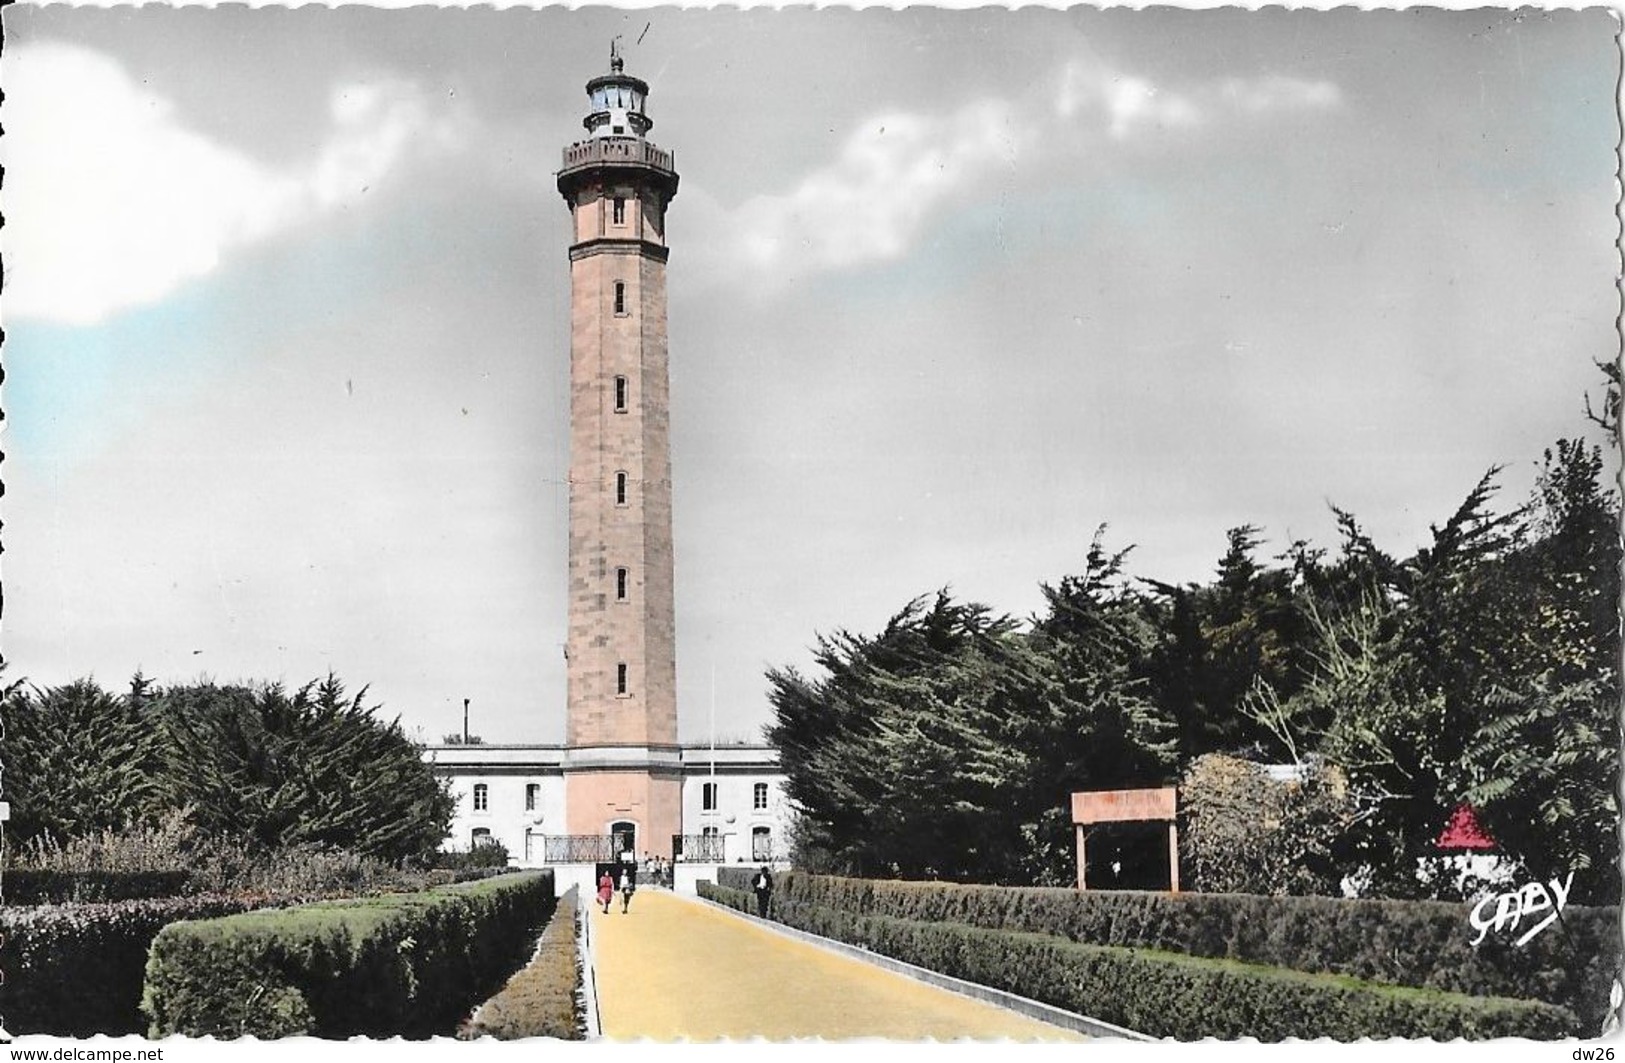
[588,889,1083,1040]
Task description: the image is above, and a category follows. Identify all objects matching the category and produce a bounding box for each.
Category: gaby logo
[1468,872,1575,947]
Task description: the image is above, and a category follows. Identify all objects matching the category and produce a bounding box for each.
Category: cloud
[1058,64,1202,138]
[729,99,1032,276]
[1057,62,1339,138]
[1219,75,1343,114]
[1,44,460,326]
[689,59,1343,288]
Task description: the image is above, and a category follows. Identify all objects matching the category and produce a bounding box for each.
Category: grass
[461,886,584,1039]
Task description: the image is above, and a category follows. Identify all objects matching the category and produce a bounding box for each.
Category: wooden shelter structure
[1070,787,1180,892]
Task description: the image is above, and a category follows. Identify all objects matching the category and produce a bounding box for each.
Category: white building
[425,741,794,891]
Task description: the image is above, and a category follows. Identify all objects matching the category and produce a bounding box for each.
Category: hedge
[141,869,555,1038]
[2,869,195,906]
[461,885,583,1039]
[699,882,1576,1040]
[721,870,1617,1034]
[0,893,294,1036]
[428,866,514,887]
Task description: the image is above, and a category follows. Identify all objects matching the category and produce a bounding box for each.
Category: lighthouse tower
[556,50,683,858]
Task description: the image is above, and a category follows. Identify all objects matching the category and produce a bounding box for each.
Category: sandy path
[589,888,1084,1041]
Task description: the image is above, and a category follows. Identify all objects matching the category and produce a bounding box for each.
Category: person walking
[618,865,636,914]
[752,865,774,919]
[597,870,615,915]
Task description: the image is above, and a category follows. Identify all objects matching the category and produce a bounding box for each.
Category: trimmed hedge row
[2,869,195,906]
[719,870,1617,1034]
[699,882,1576,1040]
[0,893,299,1036]
[461,885,584,1039]
[141,869,556,1038]
[419,866,515,888]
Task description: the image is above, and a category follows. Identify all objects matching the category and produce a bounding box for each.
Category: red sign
[1071,787,1177,825]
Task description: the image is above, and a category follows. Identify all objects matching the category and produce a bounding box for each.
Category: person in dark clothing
[752,865,773,918]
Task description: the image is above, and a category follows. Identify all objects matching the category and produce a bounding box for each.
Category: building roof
[421,742,781,773]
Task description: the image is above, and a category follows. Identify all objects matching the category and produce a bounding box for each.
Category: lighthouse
[556,49,683,857]
[427,54,789,876]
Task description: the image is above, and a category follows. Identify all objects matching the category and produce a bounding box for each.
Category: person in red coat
[597,871,615,915]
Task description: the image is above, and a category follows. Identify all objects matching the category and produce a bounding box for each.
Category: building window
[752,826,772,861]
[753,783,769,811]
[617,662,628,696]
[701,825,719,838]
[525,783,539,812]
[614,281,626,315]
[614,375,628,412]
[616,567,629,601]
[473,784,489,812]
[702,782,717,811]
[472,827,493,847]
[613,197,626,225]
[615,471,628,506]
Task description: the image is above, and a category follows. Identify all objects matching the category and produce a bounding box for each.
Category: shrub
[141,870,555,1038]
[1179,753,1352,895]
[0,893,309,1036]
[698,883,1576,1040]
[199,843,400,897]
[432,842,512,871]
[8,807,201,875]
[750,871,1618,1034]
[461,886,584,1039]
[716,867,758,892]
[420,867,511,889]
[6,807,407,899]
[1,870,193,906]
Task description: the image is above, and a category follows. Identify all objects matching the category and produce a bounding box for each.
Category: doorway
[611,820,637,861]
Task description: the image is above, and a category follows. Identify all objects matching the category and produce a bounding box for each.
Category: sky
[3,6,1620,747]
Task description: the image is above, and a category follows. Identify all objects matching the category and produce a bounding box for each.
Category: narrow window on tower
[614,375,629,412]
[616,662,629,696]
[613,281,626,316]
[616,567,629,601]
[702,783,718,812]
[615,471,628,506]
[613,196,626,225]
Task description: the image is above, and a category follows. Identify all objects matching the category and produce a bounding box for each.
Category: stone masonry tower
[556,51,682,857]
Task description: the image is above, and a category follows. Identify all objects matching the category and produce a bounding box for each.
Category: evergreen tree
[1144,527,1320,763]
[769,540,1178,885]
[155,674,457,864]
[1021,533,1177,879]
[768,592,1034,881]
[2,678,168,844]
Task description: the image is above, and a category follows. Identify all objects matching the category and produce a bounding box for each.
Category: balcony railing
[561,137,675,174]
[672,833,725,863]
[542,835,618,864]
